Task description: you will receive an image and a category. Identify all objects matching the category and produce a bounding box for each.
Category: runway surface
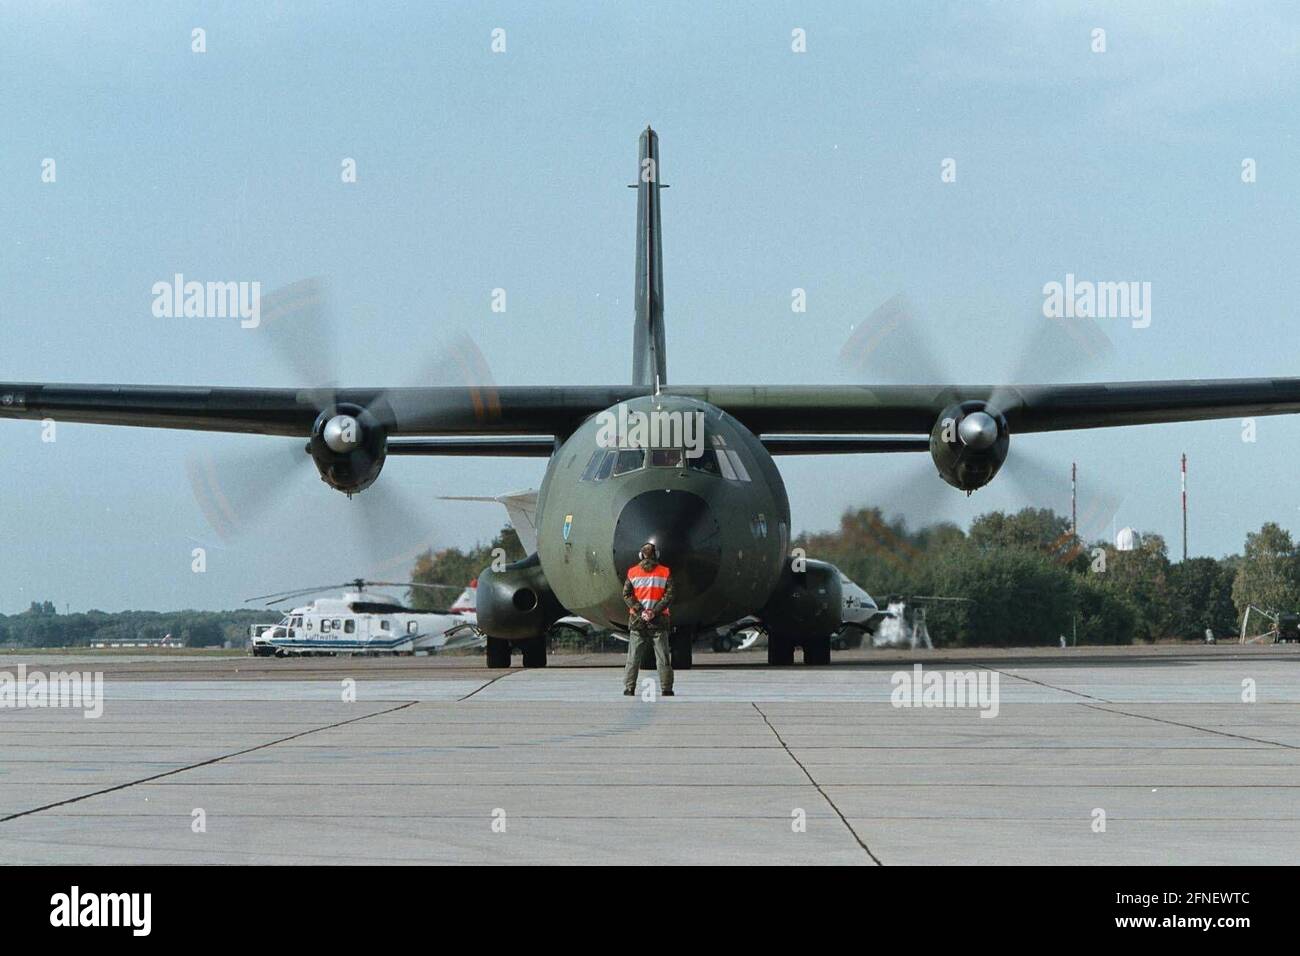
[1,645,1297,865]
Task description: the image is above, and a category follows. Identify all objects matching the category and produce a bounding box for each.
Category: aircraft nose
[614,490,722,602]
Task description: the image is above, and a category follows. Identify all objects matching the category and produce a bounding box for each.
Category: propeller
[837,294,1126,559]
[186,277,499,574]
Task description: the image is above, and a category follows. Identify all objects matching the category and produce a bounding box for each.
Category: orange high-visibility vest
[628,563,671,617]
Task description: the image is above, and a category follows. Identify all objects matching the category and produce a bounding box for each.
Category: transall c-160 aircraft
[5,128,1300,669]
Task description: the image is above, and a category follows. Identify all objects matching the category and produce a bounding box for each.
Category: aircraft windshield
[687,449,721,475]
[611,449,645,476]
[650,449,682,467]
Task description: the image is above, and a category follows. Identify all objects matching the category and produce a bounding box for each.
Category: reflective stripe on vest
[628,564,670,615]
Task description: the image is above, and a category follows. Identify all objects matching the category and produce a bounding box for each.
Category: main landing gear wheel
[767,631,795,666]
[486,636,511,669]
[802,634,832,666]
[670,630,693,670]
[520,635,548,668]
[832,624,865,651]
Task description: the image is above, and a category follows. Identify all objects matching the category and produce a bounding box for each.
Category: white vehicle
[871,596,972,648]
[248,579,482,657]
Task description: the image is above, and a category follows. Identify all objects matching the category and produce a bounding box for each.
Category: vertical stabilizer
[632,126,667,386]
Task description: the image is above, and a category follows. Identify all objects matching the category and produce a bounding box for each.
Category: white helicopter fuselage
[250,588,480,656]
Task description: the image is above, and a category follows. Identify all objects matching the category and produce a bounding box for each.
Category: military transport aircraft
[4,127,1300,669]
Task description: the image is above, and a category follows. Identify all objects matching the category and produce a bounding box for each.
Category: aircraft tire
[803,634,832,666]
[521,635,548,668]
[486,637,512,668]
[670,630,693,670]
[836,624,866,650]
[767,632,796,666]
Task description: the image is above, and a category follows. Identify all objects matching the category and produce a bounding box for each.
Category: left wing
[0,383,638,441]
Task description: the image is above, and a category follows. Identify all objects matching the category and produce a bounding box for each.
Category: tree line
[0,605,278,649]
[408,509,1299,647]
[12,508,1292,650]
[799,507,1296,646]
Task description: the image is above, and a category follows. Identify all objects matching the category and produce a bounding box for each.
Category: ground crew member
[623,542,674,696]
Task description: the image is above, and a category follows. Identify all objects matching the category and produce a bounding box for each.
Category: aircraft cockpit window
[291,616,302,628]
[612,449,645,476]
[716,449,738,480]
[712,449,751,481]
[580,450,605,481]
[594,451,616,481]
[650,449,683,467]
[685,450,721,476]
[726,450,751,482]
[344,619,356,634]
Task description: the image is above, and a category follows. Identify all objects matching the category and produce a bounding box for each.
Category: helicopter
[245,578,482,657]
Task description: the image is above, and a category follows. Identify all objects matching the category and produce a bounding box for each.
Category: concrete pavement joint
[1077,702,1300,751]
[752,701,882,865]
[0,701,418,823]
[458,670,517,701]
[973,663,1111,702]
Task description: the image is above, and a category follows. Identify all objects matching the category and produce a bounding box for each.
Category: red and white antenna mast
[1181,453,1188,562]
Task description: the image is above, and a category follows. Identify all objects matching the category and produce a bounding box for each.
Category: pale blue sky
[1,1,1297,611]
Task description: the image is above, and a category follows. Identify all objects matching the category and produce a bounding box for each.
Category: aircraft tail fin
[438,490,540,554]
[631,126,667,387]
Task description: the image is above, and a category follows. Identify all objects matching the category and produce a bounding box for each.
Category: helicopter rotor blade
[243,582,360,605]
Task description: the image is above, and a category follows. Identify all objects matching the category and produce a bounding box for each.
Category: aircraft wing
[0,383,639,438]
[2,378,1299,442]
[674,379,1300,436]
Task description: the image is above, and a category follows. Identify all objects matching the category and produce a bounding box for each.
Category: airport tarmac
[1,645,1297,865]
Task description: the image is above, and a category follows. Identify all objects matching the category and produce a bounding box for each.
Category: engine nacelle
[308,404,387,494]
[759,558,843,638]
[930,400,1009,492]
[476,554,566,641]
